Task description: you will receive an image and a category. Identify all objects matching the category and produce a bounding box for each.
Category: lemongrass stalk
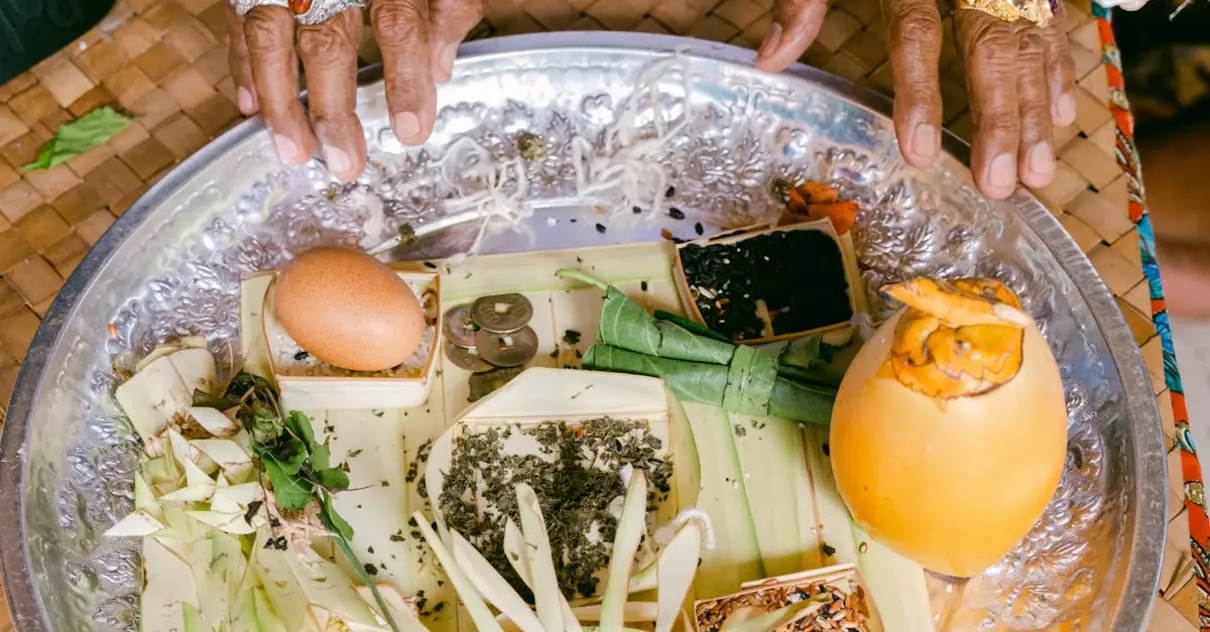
[503,520,531,584]
[599,471,648,631]
[655,522,702,632]
[515,483,574,632]
[502,519,581,631]
[411,512,503,632]
[449,531,545,632]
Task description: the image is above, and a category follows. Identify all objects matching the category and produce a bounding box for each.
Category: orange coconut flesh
[829,277,1068,578]
[784,181,859,235]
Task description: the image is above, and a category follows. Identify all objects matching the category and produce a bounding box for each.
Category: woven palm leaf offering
[104,342,426,632]
[415,468,704,632]
[423,367,701,607]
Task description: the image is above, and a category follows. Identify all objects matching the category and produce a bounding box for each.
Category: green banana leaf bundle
[555,269,842,425]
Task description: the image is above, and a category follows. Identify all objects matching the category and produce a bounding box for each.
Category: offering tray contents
[234,243,921,631]
[0,35,1164,632]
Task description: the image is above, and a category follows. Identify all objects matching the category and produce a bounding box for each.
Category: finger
[955,12,1021,199]
[1016,31,1054,188]
[372,0,437,145]
[244,6,318,165]
[754,0,828,73]
[1120,0,1148,10]
[884,0,944,168]
[298,10,367,182]
[226,6,259,115]
[429,0,482,83]
[1040,4,1076,126]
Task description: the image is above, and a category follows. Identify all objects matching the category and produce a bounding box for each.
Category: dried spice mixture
[695,579,871,631]
[679,230,852,341]
[437,418,673,599]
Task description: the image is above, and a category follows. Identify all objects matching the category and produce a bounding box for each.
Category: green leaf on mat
[23,107,136,171]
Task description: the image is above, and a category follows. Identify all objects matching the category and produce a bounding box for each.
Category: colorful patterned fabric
[1096,7,1210,628]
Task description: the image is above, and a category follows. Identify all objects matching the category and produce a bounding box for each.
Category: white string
[436,137,534,264]
[425,52,693,262]
[654,508,716,551]
[573,53,693,227]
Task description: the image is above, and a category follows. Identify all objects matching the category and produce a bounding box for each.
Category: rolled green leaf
[560,268,837,425]
[582,345,728,409]
[722,342,784,417]
[557,269,734,365]
[582,345,833,425]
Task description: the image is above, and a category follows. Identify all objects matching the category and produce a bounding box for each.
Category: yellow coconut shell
[829,282,1068,579]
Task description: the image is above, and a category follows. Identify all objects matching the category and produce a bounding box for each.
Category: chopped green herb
[220,370,400,632]
[438,418,672,599]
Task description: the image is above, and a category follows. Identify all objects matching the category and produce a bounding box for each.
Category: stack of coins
[442,293,538,372]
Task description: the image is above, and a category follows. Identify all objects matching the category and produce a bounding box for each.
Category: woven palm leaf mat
[0,0,1203,630]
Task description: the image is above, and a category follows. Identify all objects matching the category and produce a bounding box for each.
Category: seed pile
[678,229,852,341]
[695,579,871,631]
[437,418,673,600]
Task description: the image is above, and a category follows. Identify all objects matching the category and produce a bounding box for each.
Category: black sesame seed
[694,222,704,235]
[595,223,607,234]
[668,207,685,220]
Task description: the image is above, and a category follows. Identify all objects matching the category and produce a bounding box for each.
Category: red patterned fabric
[1096,9,1210,629]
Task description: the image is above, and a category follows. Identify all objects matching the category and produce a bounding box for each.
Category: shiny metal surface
[0,33,1165,632]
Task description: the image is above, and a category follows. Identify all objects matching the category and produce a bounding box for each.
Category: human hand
[226,0,482,182]
[755,0,1076,200]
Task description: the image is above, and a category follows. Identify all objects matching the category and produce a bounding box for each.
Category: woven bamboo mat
[0,0,1198,630]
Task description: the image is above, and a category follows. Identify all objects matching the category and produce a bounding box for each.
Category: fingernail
[1121,0,1147,10]
[1055,93,1076,126]
[237,87,256,115]
[393,112,422,143]
[910,123,939,162]
[437,43,458,83]
[1027,142,1055,179]
[988,152,1017,192]
[324,145,352,175]
[273,133,299,164]
[758,23,783,60]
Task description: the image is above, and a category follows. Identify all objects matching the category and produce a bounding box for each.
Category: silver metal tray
[0,33,1166,632]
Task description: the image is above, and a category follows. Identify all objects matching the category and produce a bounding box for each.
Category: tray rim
[0,31,1166,632]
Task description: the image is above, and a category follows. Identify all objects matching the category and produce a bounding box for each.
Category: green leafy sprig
[195,371,398,632]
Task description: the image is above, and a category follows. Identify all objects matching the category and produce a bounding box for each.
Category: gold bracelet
[957,0,1054,28]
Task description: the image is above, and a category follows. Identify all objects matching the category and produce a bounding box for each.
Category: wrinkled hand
[755,0,1076,200]
[227,0,482,182]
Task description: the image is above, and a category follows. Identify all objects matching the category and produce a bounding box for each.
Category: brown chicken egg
[272,246,426,372]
